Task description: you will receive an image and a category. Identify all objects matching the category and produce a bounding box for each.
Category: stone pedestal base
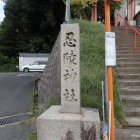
[37,105,100,140]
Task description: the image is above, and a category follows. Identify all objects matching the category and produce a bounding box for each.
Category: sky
[0,1,5,22]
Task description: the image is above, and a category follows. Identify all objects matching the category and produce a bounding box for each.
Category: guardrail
[117,14,140,50]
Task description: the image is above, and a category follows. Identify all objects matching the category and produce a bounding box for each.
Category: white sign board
[105,32,116,66]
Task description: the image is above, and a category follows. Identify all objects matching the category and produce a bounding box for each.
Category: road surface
[0,72,41,118]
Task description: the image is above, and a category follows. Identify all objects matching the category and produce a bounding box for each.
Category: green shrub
[0,53,18,72]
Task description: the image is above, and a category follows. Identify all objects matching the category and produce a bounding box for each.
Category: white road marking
[17,73,34,77]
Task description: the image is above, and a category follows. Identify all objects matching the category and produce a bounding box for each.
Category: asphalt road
[0,72,41,118]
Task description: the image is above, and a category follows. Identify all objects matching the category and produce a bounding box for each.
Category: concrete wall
[114,0,140,26]
[38,34,61,110]
[114,0,127,26]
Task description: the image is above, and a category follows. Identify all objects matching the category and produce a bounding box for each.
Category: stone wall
[38,33,61,110]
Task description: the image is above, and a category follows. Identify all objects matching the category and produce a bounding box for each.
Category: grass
[31,91,59,117]
[113,71,125,126]
[73,19,124,125]
[27,132,37,140]
[75,19,105,113]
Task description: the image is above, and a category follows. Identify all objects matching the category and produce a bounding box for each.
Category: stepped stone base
[37,105,100,140]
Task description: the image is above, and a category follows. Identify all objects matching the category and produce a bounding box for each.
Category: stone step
[119,74,140,80]
[119,80,140,87]
[116,41,134,44]
[117,47,134,51]
[116,44,133,46]
[117,54,140,58]
[117,62,140,67]
[117,58,140,63]
[116,129,140,140]
[116,67,140,73]
[125,117,140,126]
[117,50,140,53]
[121,87,140,95]
[124,106,140,117]
[121,95,140,107]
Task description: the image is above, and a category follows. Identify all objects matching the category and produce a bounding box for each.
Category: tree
[70,0,122,21]
[0,0,65,57]
[70,0,98,20]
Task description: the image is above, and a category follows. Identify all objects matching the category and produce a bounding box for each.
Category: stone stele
[61,23,80,114]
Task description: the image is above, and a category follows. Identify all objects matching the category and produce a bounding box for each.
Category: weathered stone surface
[116,129,140,140]
[37,105,100,140]
[38,34,61,110]
[61,24,80,114]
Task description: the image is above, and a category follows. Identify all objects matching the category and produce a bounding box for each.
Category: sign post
[104,0,121,140]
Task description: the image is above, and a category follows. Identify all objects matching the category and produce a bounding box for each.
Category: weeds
[27,132,37,140]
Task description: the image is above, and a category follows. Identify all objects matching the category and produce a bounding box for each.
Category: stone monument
[37,23,100,140]
[61,24,80,114]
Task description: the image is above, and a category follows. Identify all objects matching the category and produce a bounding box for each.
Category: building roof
[134,10,140,19]
[19,53,50,57]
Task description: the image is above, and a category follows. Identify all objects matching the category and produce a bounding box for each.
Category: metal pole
[134,32,137,50]
[102,81,105,123]
[104,0,115,140]
[126,25,128,37]
[130,0,133,21]
[105,67,108,116]
[109,101,112,140]
[93,4,97,22]
[65,0,71,23]
[127,0,129,21]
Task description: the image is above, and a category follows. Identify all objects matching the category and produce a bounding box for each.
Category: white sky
[0,1,5,22]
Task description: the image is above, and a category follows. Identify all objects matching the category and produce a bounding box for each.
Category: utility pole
[65,0,71,23]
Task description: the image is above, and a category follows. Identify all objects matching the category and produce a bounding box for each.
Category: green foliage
[31,91,39,115]
[0,52,18,72]
[31,90,59,117]
[0,0,65,57]
[73,19,123,124]
[27,132,37,140]
[71,0,122,21]
[73,19,105,115]
[113,71,125,125]
[45,99,59,109]
[70,0,98,20]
